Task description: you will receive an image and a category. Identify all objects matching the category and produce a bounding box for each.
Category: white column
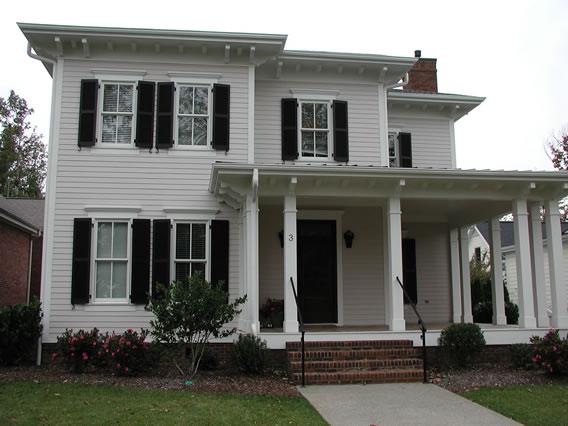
[545,200,568,328]
[386,197,405,331]
[488,217,507,325]
[283,192,299,333]
[513,199,537,328]
[449,228,462,323]
[239,208,249,332]
[244,194,260,334]
[459,227,473,323]
[529,203,549,327]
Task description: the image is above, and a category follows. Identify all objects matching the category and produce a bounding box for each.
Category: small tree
[546,126,568,221]
[146,273,246,380]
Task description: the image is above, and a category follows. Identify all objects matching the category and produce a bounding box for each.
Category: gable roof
[477,220,568,249]
[0,195,45,234]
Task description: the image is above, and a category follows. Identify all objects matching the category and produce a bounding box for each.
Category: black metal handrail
[289,277,306,387]
[396,276,428,383]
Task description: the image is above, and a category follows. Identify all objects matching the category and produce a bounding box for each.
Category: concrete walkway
[299,383,521,426]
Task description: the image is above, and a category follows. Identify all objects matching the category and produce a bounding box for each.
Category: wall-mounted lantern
[344,230,354,248]
[278,230,284,248]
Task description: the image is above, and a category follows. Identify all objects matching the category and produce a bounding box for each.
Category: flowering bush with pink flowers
[530,329,568,375]
[55,328,102,373]
[102,328,152,376]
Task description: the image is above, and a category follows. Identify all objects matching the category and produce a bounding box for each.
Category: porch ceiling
[210,163,568,227]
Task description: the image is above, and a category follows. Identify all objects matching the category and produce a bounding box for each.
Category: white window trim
[96,79,138,148]
[90,218,133,305]
[170,219,211,284]
[388,127,404,168]
[174,83,213,150]
[297,99,333,161]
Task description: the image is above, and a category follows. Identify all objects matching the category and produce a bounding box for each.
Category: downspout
[26,42,56,367]
[385,73,409,90]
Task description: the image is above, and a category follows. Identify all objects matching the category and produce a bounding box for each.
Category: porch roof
[210,163,568,227]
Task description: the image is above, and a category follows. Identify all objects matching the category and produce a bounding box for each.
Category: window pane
[175,263,191,282]
[113,223,128,258]
[194,87,208,114]
[176,224,191,259]
[191,263,205,280]
[96,262,111,298]
[191,224,206,259]
[97,222,112,258]
[102,115,117,144]
[315,104,328,129]
[194,118,208,146]
[315,132,328,157]
[179,86,194,114]
[112,262,127,298]
[116,115,132,144]
[389,134,396,157]
[301,103,314,128]
[103,84,118,112]
[178,116,193,145]
[302,131,314,157]
[118,85,133,112]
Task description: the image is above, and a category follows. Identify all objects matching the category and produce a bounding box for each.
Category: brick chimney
[403,50,438,93]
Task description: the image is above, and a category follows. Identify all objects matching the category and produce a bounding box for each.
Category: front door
[297,220,338,323]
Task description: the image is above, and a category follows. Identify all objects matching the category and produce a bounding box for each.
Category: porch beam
[449,228,462,323]
[488,217,506,325]
[386,197,405,331]
[512,199,537,328]
[544,200,568,328]
[459,227,473,323]
[283,192,299,333]
[529,203,549,327]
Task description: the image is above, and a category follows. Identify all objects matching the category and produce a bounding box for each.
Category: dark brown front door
[297,220,338,323]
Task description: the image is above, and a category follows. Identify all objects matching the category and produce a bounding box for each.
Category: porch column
[386,197,405,331]
[283,186,299,333]
[529,203,549,327]
[488,217,507,325]
[512,199,537,328]
[544,200,568,328]
[459,227,473,323]
[449,228,462,323]
[245,194,260,333]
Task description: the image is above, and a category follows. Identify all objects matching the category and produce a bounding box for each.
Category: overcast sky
[2,0,567,171]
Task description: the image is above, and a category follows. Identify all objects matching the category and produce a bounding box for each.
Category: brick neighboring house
[0,195,44,306]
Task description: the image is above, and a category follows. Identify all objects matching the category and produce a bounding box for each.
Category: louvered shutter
[130,219,151,304]
[71,218,92,304]
[212,84,230,151]
[399,133,412,168]
[78,79,98,147]
[210,220,229,294]
[156,82,174,149]
[152,219,171,297]
[135,81,155,148]
[402,238,417,304]
[282,98,298,160]
[333,100,349,162]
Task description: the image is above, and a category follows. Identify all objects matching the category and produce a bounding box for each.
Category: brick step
[286,339,414,351]
[287,348,421,361]
[289,358,423,373]
[291,369,424,385]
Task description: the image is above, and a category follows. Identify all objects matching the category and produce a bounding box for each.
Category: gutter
[385,73,409,90]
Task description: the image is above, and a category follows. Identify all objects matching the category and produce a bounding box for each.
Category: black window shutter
[71,218,92,304]
[78,79,98,147]
[333,100,349,162]
[156,82,174,149]
[399,132,412,168]
[402,238,417,305]
[135,81,155,149]
[152,219,171,297]
[210,220,229,294]
[212,84,230,151]
[130,219,151,304]
[282,98,298,160]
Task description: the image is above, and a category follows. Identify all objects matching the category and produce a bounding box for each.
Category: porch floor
[260,322,519,333]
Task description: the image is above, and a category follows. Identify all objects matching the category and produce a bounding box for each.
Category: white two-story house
[20,23,568,352]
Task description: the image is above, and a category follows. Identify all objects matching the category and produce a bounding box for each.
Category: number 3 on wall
[288,234,294,242]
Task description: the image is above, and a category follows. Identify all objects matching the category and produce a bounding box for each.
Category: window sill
[84,304,138,312]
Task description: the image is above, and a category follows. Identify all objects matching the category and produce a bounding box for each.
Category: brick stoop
[286,340,424,385]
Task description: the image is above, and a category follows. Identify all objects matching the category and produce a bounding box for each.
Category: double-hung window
[94,220,130,302]
[176,84,211,148]
[388,132,399,167]
[300,101,331,159]
[101,82,135,145]
[174,222,208,281]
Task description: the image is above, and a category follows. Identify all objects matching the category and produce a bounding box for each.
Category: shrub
[233,334,268,374]
[146,273,246,380]
[530,329,568,375]
[509,343,535,370]
[56,328,102,373]
[199,346,219,371]
[102,329,152,375]
[0,298,43,365]
[438,323,486,367]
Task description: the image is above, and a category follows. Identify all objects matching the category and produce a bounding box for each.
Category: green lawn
[459,384,568,425]
[0,381,327,425]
